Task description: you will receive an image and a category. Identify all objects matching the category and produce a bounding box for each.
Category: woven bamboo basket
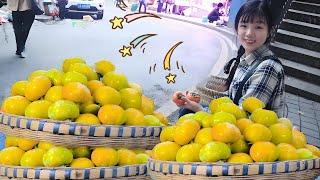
[0,112,161,149]
[0,164,151,179]
[195,76,229,105]
[148,158,320,179]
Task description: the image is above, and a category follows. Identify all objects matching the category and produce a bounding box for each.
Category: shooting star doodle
[124,13,161,23]
[165,73,177,84]
[119,34,157,57]
[163,41,183,71]
[148,41,186,84]
[109,16,124,29]
[119,45,132,57]
[110,13,160,30]
[130,34,157,48]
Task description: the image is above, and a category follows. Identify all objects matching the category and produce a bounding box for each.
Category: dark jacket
[57,0,68,5]
[208,8,221,21]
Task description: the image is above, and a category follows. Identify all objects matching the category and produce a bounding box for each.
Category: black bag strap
[234,55,280,105]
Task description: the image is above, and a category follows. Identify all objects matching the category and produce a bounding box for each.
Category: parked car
[66,0,104,19]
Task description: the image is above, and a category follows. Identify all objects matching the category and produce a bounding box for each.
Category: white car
[66,0,104,19]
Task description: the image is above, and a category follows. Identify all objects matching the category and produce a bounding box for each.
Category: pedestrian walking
[157,0,165,13]
[7,0,37,58]
[165,0,174,14]
[56,0,68,20]
[139,0,147,13]
[174,0,285,117]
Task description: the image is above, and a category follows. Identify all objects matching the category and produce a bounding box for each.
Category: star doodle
[165,73,177,84]
[119,45,132,57]
[109,16,124,29]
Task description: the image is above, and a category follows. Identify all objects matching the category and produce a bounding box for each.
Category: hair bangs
[234,0,274,43]
[239,9,267,24]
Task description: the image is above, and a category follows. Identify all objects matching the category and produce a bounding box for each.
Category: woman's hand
[172,91,202,112]
[172,91,186,106]
[179,96,202,112]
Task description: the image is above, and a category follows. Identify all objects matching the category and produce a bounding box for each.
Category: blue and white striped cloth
[0,132,5,150]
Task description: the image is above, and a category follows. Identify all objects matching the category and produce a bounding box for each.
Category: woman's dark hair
[234,0,274,41]
[217,3,223,7]
[224,0,274,83]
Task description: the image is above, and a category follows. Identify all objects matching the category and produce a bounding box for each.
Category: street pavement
[0,0,234,108]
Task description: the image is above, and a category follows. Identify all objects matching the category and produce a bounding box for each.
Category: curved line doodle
[124,13,161,23]
[130,34,157,48]
[115,0,127,11]
[140,42,147,49]
[119,34,157,57]
[110,13,161,30]
[163,41,183,71]
[117,5,126,11]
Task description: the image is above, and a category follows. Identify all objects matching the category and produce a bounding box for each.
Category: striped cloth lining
[148,158,320,176]
[0,164,147,179]
[0,113,162,137]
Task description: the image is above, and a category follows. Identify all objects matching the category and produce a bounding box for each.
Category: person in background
[208,2,223,23]
[174,0,285,117]
[157,0,165,13]
[139,0,147,13]
[166,0,174,14]
[56,0,67,20]
[7,0,36,58]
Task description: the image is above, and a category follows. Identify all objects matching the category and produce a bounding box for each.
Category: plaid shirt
[228,44,285,117]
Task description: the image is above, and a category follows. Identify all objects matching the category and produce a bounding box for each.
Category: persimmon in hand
[186,91,201,103]
[172,91,186,106]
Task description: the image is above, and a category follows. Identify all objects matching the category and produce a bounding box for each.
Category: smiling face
[237,16,269,56]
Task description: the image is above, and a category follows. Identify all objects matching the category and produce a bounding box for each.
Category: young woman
[174,0,285,117]
[7,0,36,58]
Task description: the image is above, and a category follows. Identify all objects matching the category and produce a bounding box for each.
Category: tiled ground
[286,93,320,147]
